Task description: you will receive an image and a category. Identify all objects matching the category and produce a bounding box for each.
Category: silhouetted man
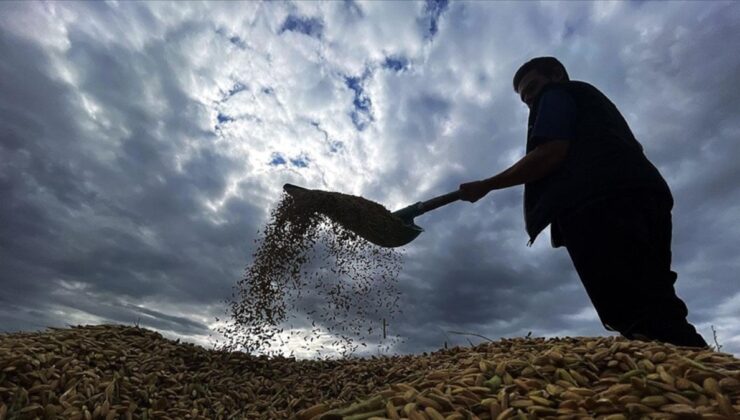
[459,57,707,348]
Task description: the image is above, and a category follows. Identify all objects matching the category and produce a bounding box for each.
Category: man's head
[513,57,570,108]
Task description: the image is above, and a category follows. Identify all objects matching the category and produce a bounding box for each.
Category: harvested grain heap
[216,192,403,357]
[2,324,739,420]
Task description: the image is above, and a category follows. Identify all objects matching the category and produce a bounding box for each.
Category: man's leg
[558,192,707,348]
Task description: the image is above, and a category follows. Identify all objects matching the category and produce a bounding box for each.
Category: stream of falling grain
[215,192,405,358]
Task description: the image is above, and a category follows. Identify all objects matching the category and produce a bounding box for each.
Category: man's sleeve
[530,88,577,148]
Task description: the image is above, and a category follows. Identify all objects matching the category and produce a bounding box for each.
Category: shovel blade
[283,183,423,248]
[364,222,423,248]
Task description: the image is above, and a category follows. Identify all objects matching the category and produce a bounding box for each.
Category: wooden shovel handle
[417,190,461,215]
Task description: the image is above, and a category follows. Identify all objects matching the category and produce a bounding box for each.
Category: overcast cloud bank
[1,1,739,357]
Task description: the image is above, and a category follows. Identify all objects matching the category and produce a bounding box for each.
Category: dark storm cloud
[0,16,260,337]
[387,204,588,353]
[1,1,738,357]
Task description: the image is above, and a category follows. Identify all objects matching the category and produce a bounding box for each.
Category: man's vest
[524,80,673,247]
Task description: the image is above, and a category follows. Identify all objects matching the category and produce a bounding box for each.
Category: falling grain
[215,191,405,357]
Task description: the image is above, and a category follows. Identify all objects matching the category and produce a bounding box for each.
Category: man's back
[524,80,673,246]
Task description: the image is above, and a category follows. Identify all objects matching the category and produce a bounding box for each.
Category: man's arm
[459,139,569,202]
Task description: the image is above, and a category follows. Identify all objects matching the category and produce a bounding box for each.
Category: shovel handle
[417,189,462,214]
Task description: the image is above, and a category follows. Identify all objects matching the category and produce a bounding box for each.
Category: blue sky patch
[269,153,309,168]
[345,75,373,131]
[269,153,287,166]
[217,113,234,124]
[280,15,324,39]
[425,0,449,38]
[290,155,310,168]
[345,76,371,112]
[384,56,409,72]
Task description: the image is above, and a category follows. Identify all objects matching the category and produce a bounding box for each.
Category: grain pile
[1,324,739,420]
[317,339,740,420]
[215,191,404,357]
[0,324,419,420]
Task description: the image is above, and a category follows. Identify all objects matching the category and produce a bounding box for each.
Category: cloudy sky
[2,0,739,358]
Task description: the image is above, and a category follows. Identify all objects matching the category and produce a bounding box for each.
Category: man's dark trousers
[556,190,708,347]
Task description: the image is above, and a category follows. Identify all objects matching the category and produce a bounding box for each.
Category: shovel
[283,183,461,248]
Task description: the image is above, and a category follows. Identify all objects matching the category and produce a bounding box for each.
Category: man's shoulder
[543,80,613,106]
[539,80,597,98]
[533,81,609,116]
[560,80,601,94]
[567,80,596,88]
